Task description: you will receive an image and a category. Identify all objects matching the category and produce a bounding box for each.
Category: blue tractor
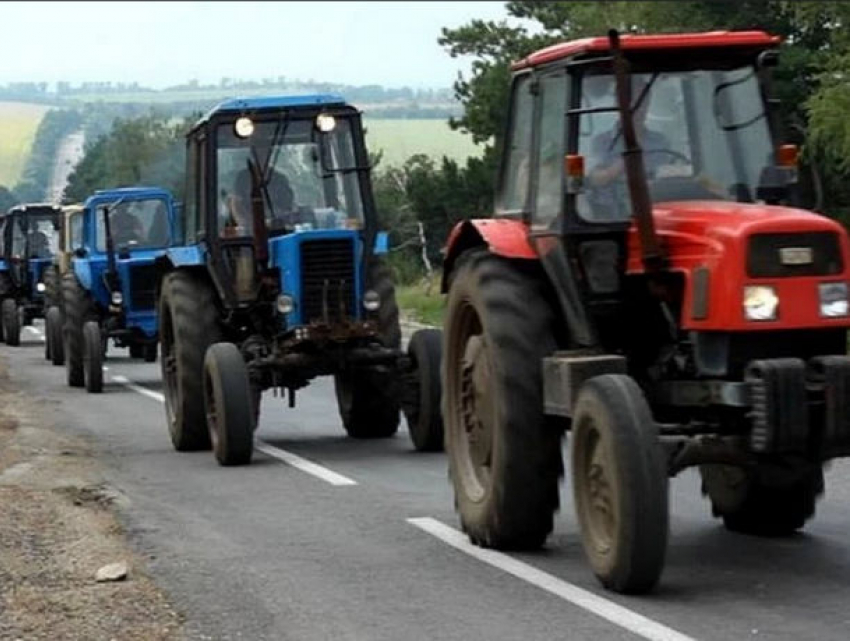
[156,95,443,465]
[0,203,62,346]
[59,187,179,392]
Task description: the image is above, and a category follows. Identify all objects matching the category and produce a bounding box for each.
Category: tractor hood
[626,200,847,274]
[626,200,850,332]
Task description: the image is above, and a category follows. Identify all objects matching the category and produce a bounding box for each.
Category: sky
[0,1,517,89]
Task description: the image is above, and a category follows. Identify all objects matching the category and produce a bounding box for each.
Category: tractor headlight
[819,282,849,317]
[234,116,254,139]
[36,282,46,292]
[316,113,336,133]
[111,291,123,306]
[276,294,295,315]
[363,290,381,312]
[743,285,779,321]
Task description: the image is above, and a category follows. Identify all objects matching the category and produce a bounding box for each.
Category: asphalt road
[4,322,850,641]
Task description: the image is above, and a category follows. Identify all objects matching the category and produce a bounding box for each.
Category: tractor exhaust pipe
[608,29,666,273]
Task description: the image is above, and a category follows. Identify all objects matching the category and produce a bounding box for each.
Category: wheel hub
[460,335,494,479]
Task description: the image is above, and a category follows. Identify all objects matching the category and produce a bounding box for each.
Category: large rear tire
[159,271,222,451]
[571,375,669,594]
[443,250,563,549]
[83,321,103,393]
[62,272,90,387]
[204,342,254,466]
[403,328,444,452]
[701,463,822,536]
[333,258,401,439]
[2,298,20,346]
[47,306,64,366]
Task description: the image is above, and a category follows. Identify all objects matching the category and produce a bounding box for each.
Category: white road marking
[255,442,358,486]
[24,326,46,342]
[109,372,357,487]
[407,517,696,641]
[110,374,166,403]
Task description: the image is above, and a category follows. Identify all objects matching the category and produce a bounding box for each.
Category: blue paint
[374,231,389,255]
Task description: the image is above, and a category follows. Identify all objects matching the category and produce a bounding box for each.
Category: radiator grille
[747,232,843,278]
[300,239,356,324]
[128,263,158,310]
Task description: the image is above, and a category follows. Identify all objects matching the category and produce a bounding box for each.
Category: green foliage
[396,281,445,326]
[0,185,18,212]
[63,113,196,203]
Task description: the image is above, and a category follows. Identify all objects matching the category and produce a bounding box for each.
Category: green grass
[364,118,482,168]
[397,280,445,327]
[0,101,50,187]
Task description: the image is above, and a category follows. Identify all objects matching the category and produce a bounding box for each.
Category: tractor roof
[512,30,781,71]
[7,202,61,215]
[85,186,173,205]
[192,93,348,131]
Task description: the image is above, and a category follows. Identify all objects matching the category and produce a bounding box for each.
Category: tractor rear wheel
[701,463,822,536]
[204,342,254,466]
[43,265,60,310]
[333,257,401,439]
[2,299,20,346]
[403,328,444,452]
[62,272,91,388]
[159,271,221,451]
[46,306,64,366]
[443,250,563,549]
[83,321,103,393]
[571,375,669,594]
[143,342,158,363]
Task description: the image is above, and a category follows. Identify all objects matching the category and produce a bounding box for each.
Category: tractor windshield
[95,198,171,252]
[577,66,777,222]
[11,213,57,259]
[215,116,365,238]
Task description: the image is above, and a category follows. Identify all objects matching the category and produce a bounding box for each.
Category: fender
[441,218,537,292]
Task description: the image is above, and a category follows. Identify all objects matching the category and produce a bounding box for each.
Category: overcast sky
[0,1,517,89]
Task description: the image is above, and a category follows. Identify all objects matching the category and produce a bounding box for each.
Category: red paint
[443,219,536,261]
[512,31,781,71]
[625,201,850,331]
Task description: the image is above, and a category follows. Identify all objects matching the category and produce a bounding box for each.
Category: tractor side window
[10,219,26,259]
[532,73,567,228]
[497,75,534,214]
[69,213,83,250]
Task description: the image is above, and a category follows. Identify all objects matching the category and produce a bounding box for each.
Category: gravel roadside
[0,356,184,641]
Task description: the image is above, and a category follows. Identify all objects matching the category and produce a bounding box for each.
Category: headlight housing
[743,285,779,321]
[819,282,849,318]
[276,294,295,315]
[363,290,381,312]
[36,282,46,293]
[111,291,123,306]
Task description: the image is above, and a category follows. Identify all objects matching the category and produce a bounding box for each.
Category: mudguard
[441,219,537,292]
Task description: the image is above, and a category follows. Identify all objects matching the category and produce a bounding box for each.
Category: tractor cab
[179,95,382,327]
[0,203,61,343]
[71,187,178,345]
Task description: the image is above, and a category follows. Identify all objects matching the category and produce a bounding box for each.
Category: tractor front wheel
[159,271,221,452]
[143,342,158,363]
[83,321,103,393]
[701,463,823,536]
[402,328,444,452]
[2,299,20,346]
[443,250,563,550]
[62,272,92,387]
[334,369,400,438]
[571,374,669,594]
[46,306,64,366]
[204,343,254,466]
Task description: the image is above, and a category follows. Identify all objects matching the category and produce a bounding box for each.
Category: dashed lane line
[108,372,357,486]
[407,517,697,641]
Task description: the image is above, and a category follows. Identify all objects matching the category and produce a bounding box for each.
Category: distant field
[0,101,50,187]
[363,119,482,168]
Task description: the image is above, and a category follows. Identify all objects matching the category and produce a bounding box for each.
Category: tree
[0,185,17,212]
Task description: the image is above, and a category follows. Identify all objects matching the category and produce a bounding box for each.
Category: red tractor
[440,30,850,594]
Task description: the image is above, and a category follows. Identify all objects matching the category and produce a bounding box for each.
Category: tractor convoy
[4,28,850,596]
